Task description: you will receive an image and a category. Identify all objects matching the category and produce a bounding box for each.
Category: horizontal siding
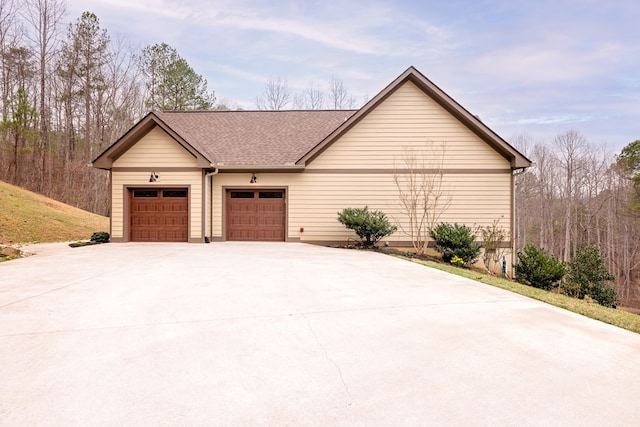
[211,172,511,243]
[113,127,198,168]
[111,171,203,240]
[307,81,509,170]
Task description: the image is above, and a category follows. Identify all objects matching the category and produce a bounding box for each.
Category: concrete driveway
[1,242,639,426]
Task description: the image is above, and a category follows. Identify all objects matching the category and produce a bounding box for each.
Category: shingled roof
[153,110,356,167]
[93,67,531,171]
[93,109,356,170]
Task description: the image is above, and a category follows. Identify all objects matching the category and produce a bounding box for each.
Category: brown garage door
[130,188,188,242]
[226,190,285,241]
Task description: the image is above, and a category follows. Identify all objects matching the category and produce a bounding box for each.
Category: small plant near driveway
[566,245,617,307]
[337,206,397,248]
[69,231,110,248]
[515,245,566,291]
[90,231,110,243]
[430,222,481,264]
[450,255,466,268]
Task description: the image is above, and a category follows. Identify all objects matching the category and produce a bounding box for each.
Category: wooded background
[2,1,639,308]
[514,132,640,308]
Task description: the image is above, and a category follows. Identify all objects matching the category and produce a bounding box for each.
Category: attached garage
[226,189,285,241]
[130,188,189,242]
[93,66,531,267]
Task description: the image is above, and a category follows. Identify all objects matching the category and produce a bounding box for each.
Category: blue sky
[66,0,639,151]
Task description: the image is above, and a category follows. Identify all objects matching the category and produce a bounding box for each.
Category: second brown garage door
[226,190,285,241]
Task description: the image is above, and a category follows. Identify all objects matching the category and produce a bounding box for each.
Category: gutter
[215,164,305,172]
[510,166,528,276]
[512,167,527,176]
[204,165,219,243]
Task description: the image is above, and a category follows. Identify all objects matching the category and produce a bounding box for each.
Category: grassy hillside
[0,181,109,245]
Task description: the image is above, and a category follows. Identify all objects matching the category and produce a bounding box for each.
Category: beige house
[93,66,530,265]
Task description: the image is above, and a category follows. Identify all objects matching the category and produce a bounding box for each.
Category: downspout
[511,167,527,276]
[204,165,219,243]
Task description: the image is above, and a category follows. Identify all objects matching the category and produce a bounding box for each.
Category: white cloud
[62,0,640,148]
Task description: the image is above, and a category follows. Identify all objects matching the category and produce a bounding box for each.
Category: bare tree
[393,142,450,254]
[554,130,587,261]
[23,0,65,192]
[328,75,356,109]
[477,218,509,275]
[0,0,19,122]
[255,76,291,110]
[513,132,640,309]
[511,133,536,251]
[293,81,325,109]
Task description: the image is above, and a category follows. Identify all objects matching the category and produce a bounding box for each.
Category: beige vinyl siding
[110,126,203,241]
[111,171,203,240]
[113,126,197,167]
[307,81,510,170]
[210,79,514,267]
[211,172,511,243]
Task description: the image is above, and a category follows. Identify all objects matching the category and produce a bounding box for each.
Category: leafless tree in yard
[393,142,450,254]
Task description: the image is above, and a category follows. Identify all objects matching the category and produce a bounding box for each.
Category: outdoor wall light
[149,171,159,182]
[250,173,257,183]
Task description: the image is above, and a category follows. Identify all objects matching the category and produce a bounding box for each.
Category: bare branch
[393,142,451,254]
[255,76,291,110]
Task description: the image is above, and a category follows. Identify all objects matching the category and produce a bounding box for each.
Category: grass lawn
[403,257,640,335]
[0,180,109,246]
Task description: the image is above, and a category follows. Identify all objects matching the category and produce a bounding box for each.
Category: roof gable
[93,67,530,171]
[297,66,531,169]
[92,112,212,169]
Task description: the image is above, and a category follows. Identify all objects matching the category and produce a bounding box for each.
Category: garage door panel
[257,217,284,227]
[130,188,188,242]
[132,230,158,241]
[162,216,188,226]
[228,230,255,240]
[230,217,256,226]
[159,230,188,241]
[256,230,285,240]
[226,189,285,241]
[132,203,160,213]
[131,217,160,227]
[229,204,256,213]
[257,204,283,213]
[162,202,188,213]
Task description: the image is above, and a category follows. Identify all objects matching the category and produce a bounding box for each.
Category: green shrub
[588,284,618,308]
[337,206,397,248]
[429,223,481,264]
[515,245,566,290]
[90,231,110,243]
[567,245,617,307]
[560,281,581,298]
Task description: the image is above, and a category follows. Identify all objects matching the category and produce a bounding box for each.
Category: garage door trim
[125,185,191,242]
[223,187,287,242]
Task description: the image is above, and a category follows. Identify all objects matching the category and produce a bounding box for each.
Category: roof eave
[296,66,532,169]
[216,164,305,173]
[91,112,213,170]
